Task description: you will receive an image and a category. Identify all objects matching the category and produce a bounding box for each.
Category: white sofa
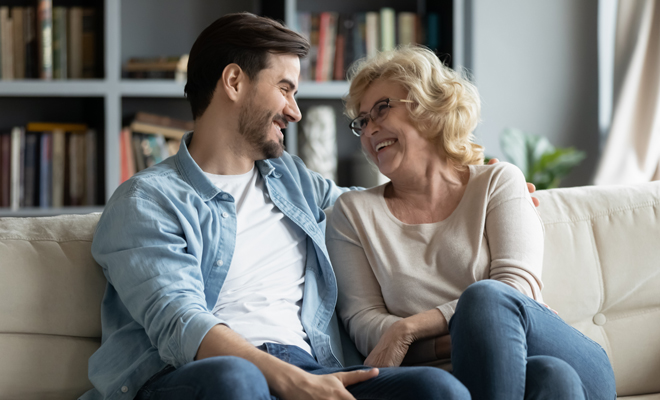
[1,182,659,399]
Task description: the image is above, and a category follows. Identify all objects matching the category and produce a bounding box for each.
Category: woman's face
[358,79,434,179]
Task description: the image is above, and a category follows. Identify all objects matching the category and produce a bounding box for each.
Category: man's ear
[220,63,245,102]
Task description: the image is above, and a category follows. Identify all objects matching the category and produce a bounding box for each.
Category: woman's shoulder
[469,162,529,203]
[335,183,385,209]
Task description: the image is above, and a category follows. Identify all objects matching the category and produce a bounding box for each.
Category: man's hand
[278,368,379,400]
[364,321,412,368]
[487,158,540,207]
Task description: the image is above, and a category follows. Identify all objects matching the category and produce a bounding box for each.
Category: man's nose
[284,98,302,123]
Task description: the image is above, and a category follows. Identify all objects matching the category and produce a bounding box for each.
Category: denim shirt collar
[175,131,279,201]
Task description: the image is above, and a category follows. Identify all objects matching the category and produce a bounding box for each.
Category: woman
[326,45,616,400]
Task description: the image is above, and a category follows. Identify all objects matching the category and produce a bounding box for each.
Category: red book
[315,12,329,82]
[120,127,135,183]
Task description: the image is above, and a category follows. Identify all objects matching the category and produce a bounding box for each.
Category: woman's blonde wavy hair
[345,45,484,168]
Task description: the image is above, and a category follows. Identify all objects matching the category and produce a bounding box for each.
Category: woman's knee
[186,356,270,398]
[525,356,585,400]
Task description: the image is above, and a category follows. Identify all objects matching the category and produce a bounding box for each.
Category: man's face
[238,54,302,159]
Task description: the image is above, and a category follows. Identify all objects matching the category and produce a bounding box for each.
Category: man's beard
[238,95,286,159]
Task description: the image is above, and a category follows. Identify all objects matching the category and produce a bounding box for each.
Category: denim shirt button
[221,212,229,218]
[216,260,224,267]
[121,386,128,393]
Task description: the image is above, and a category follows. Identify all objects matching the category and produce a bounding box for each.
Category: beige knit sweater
[326,162,545,365]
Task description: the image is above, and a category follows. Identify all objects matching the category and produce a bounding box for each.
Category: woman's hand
[364,321,413,368]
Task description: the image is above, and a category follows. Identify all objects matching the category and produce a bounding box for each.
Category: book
[130,121,186,140]
[39,132,52,207]
[27,122,87,132]
[333,14,347,81]
[37,0,52,80]
[51,128,65,207]
[23,132,39,207]
[309,14,320,81]
[316,12,337,82]
[426,13,439,51]
[380,8,395,52]
[296,12,312,81]
[68,131,85,206]
[365,12,379,58]
[339,14,355,79]
[132,134,146,172]
[398,12,417,46]
[123,56,181,79]
[68,6,82,79]
[0,132,11,207]
[353,13,367,62]
[134,111,194,131]
[12,7,25,79]
[120,127,136,183]
[0,6,14,80]
[52,6,67,79]
[24,6,38,78]
[81,8,95,78]
[10,127,25,210]
[84,129,96,205]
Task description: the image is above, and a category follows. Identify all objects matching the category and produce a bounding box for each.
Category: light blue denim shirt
[82,132,354,400]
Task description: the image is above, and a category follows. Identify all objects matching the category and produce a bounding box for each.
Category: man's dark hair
[185,13,310,119]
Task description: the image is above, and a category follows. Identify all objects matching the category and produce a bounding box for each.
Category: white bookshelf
[0,0,465,216]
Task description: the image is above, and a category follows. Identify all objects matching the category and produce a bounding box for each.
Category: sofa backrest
[535,182,660,397]
[0,213,105,399]
[0,182,659,399]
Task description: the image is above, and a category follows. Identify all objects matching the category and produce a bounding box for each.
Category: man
[83,13,470,400]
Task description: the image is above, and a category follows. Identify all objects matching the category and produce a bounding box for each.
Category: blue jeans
[135,342,469,400]
[450,280,616,400]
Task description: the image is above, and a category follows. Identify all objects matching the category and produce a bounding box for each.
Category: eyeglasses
[349,98,415,137]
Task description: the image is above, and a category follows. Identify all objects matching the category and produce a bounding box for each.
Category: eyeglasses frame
[349,98,415,137]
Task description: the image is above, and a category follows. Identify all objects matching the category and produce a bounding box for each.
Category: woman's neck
[385,159,470,224]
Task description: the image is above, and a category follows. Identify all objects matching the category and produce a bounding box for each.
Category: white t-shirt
[206,166,311,354]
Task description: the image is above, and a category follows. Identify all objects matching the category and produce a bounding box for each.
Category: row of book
[0,1,98,80]
[296,9,442,82]
[123,55,188,81]
[120,112,190,183]
[0,123,98,210]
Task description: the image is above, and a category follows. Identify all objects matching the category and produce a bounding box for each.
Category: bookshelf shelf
[297,81,349,99]
[119,80,186,98]
[0,81,109,97]
[0,206,104,217]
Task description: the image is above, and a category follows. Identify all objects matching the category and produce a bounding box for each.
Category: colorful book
[68,7,82,79]
[379,8,395,52]
[12,7,25,79]
[52,6,67,79]
[309,14,320,81]
[84,129,96,205]
[130,121,186,140]
[333,14,347,81]
[353,13,367,62]
[120,127,136,183]
[0,132,11,207]
[316,12,337,82]
[51,128,65,207]
[23,132,39,207]
[134,112,194,131]
[37,0,52,80]
[10,127,25,210]
[39,132,52,208]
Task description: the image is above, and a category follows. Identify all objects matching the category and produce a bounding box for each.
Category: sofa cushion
[0,213,105,399]
[536,182,660,397]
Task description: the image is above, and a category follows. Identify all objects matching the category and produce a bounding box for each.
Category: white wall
[469,0,599,186]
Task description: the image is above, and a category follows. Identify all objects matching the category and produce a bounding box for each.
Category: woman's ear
[220,63,244,102]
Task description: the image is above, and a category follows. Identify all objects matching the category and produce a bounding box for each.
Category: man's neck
[188,112,256,176]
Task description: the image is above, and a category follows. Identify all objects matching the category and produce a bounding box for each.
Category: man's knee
[525,356,585,400]
[189,356,270,398]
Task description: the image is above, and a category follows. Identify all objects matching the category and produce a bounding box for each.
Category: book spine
[426,13,439,51]
[323,13,338,82]
[51,129,64,207]
[68,132,84,206]
[24,7,37,78]
[309,14,319,81]
[84,129,96,205]
[341,14,355,78]
[316,12,328,82]
[0,134,11,207]
[353,13,367,62]
[0,7,14,80]
[398,12,416,46]
[68,7,82,78]
[52,6,67,79]
[296,12,311,81]
[10,127,25,210]
[81,8,95,78]
[23,132,38,207]
[365,12,379,58]
[380,8,395,52]
[39,132,52,207]
[12,7,25,79]
[132,134,146,172]
[37,0,52,80]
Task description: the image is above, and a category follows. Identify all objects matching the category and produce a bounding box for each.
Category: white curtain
[594,0,660,184]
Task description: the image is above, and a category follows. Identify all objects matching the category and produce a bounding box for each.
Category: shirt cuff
[179,312,226,366]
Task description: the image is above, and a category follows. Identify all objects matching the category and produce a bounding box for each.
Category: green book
[52,6,67,79]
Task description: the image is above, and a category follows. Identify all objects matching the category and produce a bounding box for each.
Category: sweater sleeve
[485,163,545,301]
[326,196,403,358]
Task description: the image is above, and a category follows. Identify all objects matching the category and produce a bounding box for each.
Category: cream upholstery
[0,182,658,399]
